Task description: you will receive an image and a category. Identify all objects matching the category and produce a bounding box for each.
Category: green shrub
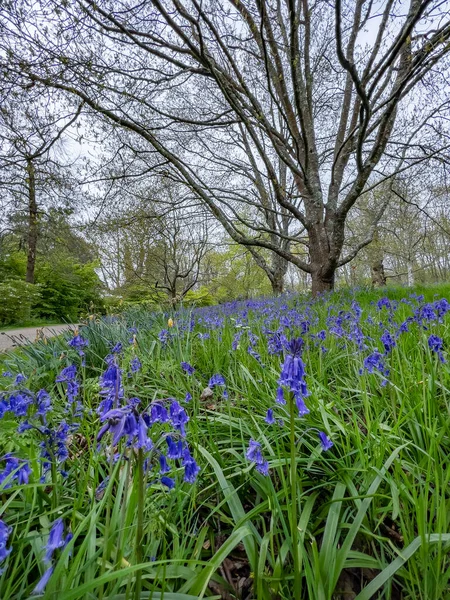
[0,279,42,325]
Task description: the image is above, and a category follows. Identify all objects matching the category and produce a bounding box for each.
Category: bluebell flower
[68,335,88,349]
[295,393,310,416]
[33,566,54,595]
[0,519,11,570]
[208,374,226,388]
[166,436,183,459]
[44,519,66,562]
[161,476,175,489]
[0,455,31,488]
[184,392,192,403]
[14,374,26,385]
[2,371,12,378]
[159,454,170,474]
[246,439,269,476]
[182,447,200,483]
[381,330,396,354]
[279,337,310,415]
[181,362,195,375]
[56,365,77,383]
[8,392,33,417]
[147,402,169,425]
[136,415,153,451]
[428,334,445,363]
[265,408,275,424]
[98,357,123,416]
[56,365,79,404]
[97,407,136,446]
[110,342,123,354]
[36,390,51,418]
[169,400,189,437]
[318,432,333,451]
[130,357,142,373]
[275,386,286,405]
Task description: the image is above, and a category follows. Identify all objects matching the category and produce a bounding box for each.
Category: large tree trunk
[311,269,335,295]
[26,158,38,284]
[309,220,338,295]
[372,259,387,287]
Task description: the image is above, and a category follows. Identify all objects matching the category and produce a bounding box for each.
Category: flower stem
[289,393,301,599]
[135,448,145,600]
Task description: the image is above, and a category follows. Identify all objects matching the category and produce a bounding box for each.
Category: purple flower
[184,392,192,403]
[181,362,195,375]
[33,566,54,595]
[14,374,26,385]
[208,374,226,388]
[110,342,123,354]
[45,519,66,562]
[279,338,310,409]
[246,439,269,476]
[318,432,333,451]
[265,409,275,424]
[428,334,445,363]
[36,390,51,418]
[130,357,142,373]
[0,519,12,567]
[275,386,286,405]
[161,476,175,489]
[381,330,396,354]
[98,357,123,416]
[68,335,88,349]
[182,448,200,483]
[56,365,77,383]
[169,400,189,437]
[159,454,170,474]
[166,436,183,459]
[0,455,31,488]
[2,372,12,378]
[147,402,169,425]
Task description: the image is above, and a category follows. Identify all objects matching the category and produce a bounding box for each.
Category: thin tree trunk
[26,158,38,284]
[407,261,414,287]
[270,252,288,295]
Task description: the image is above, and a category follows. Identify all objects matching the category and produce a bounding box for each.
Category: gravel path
[0,324,77,352]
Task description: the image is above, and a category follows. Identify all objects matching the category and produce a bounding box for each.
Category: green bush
[0,279,42,325]
[35,259,102,321]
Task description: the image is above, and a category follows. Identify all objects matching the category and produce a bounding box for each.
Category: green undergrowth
[0,284,450,599]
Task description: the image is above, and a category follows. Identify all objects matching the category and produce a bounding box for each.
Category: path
[0,324,76,352]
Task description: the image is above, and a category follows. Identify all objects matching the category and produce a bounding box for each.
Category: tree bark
[26,158,38,284]
[372,260,387,287]
[270,252,288,295]
[311,270,335,295]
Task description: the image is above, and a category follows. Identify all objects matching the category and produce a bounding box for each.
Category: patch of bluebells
[97,379,200,487]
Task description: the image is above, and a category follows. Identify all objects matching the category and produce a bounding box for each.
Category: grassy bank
[1,284,450,599]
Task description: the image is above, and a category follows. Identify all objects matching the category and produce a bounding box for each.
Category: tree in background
[0,209,102,323]
[0,86,83,283]
[2,1,450,293]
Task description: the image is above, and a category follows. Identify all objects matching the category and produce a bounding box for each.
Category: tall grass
[1,284,450,599]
